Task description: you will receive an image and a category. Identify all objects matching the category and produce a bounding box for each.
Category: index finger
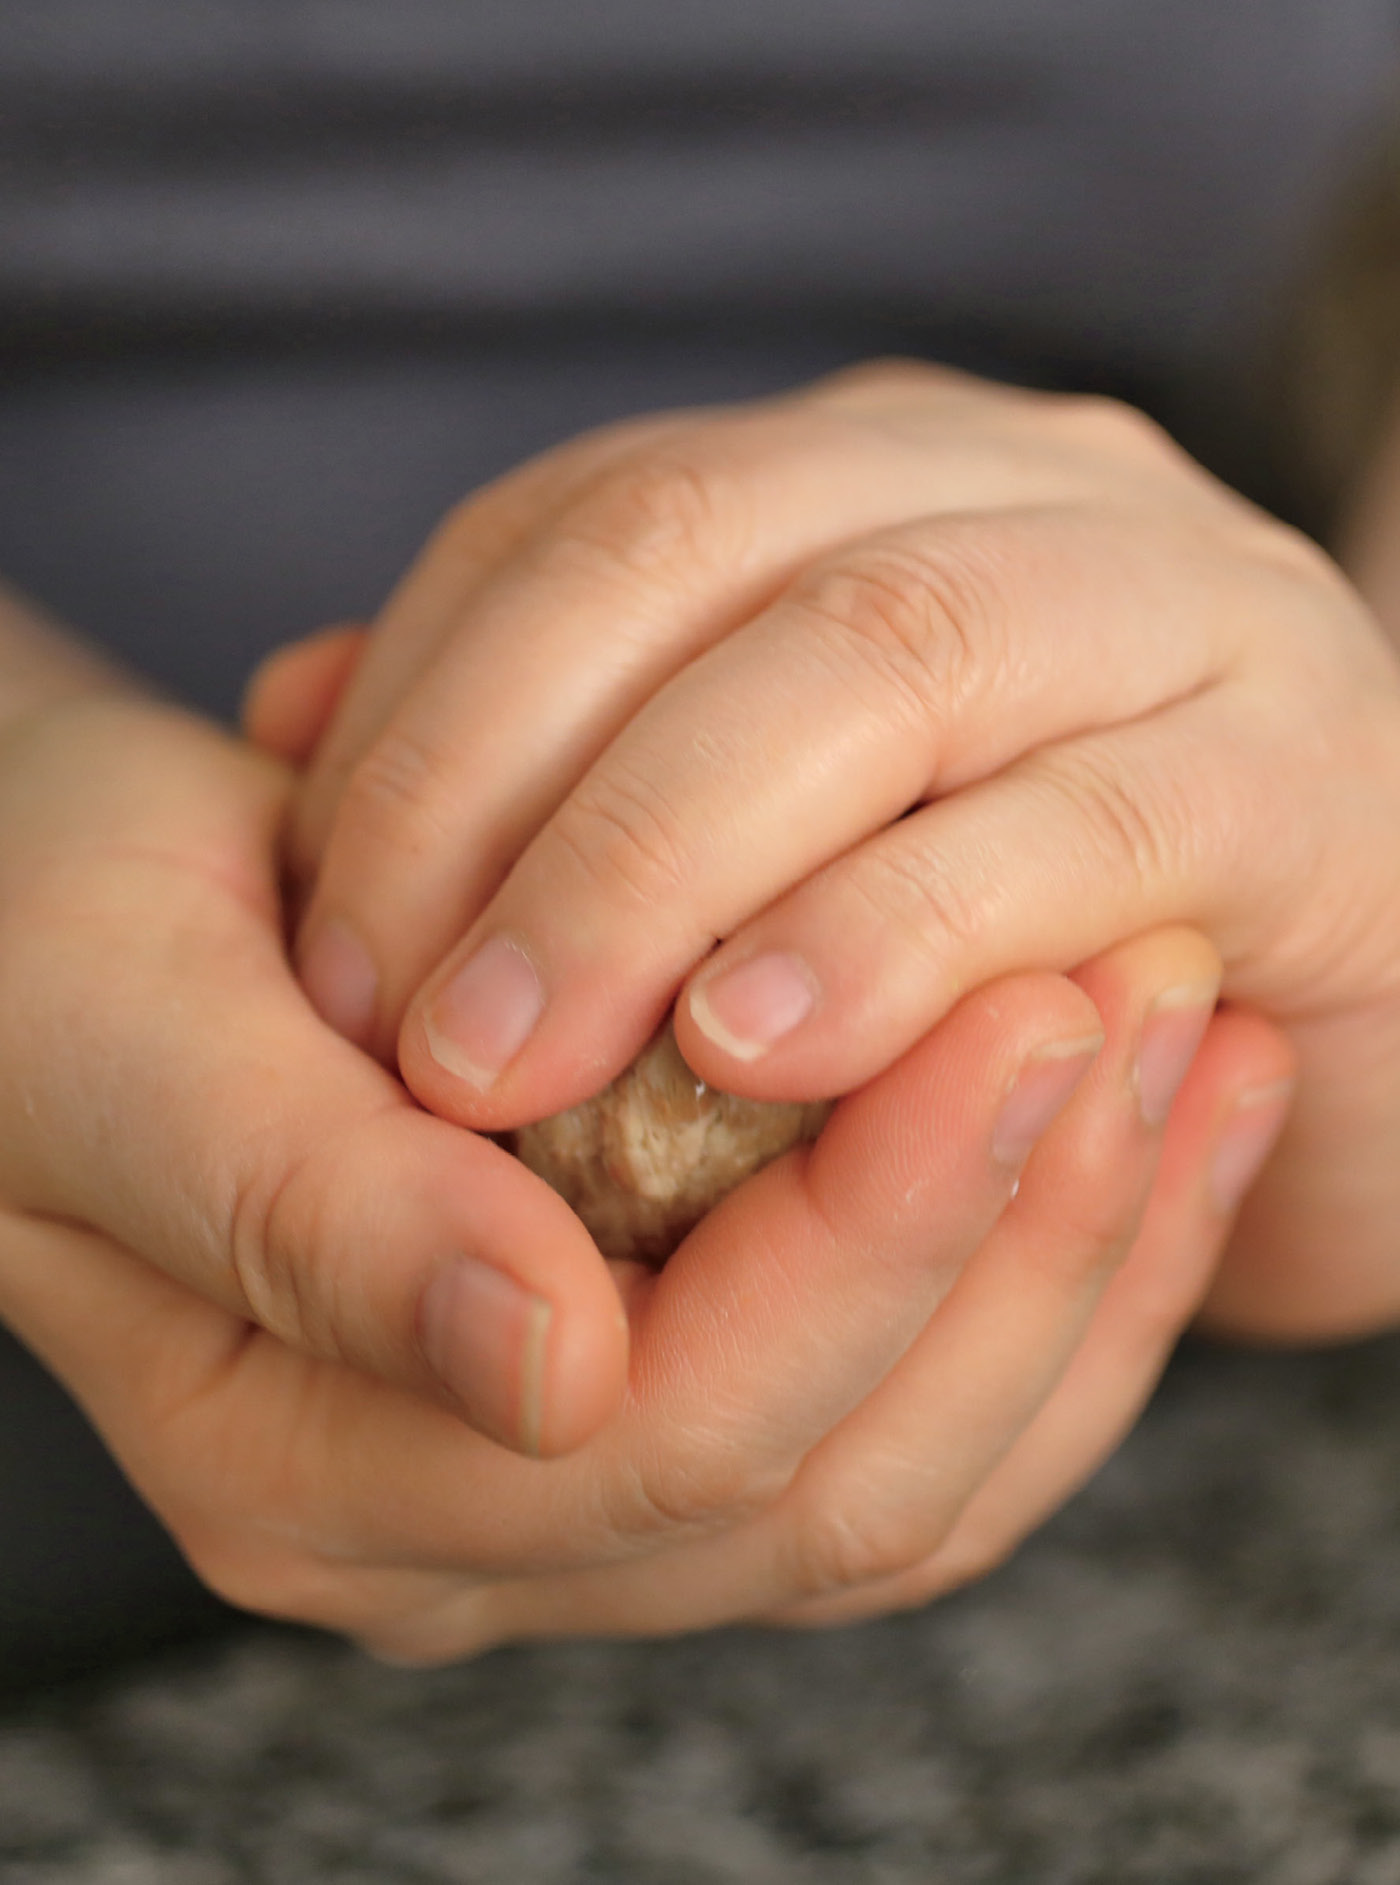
[398,498,1267,1132]
[235,968,1104,1581]
[295,370,1154,1059]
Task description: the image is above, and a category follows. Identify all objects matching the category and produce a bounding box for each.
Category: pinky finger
[764,1003,1295,1628]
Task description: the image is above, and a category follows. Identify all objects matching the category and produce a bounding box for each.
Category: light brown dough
[508,1019,832,1264]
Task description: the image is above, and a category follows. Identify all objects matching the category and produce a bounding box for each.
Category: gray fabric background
[2,1,1398,706]
[3,0,1397,369]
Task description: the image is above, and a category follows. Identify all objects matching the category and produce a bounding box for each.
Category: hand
[266,362,1400,1342]
[0,917,1295,1658]
[0,695,629,1457]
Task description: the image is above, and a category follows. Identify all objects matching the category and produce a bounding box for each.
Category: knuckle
[428,459,571,569]
[1014,1096,1162,1295]
[226,1139,339,1359]
[609,1434,788,1543]
[807,354,951,404]
[174,1531,257,1612]
[554,443,747,591]
[225,1103,404,1367]
[339,726,460,867]
[550,756,698,911]
[187,1548,279,1618]
[917,1524,1018,1598]
[1024,1172,1143,1296]
[788,1495,947,1600]
[432,489,493,562]
[1053,391,1180,465]
[1028,743,1178,893]
[1115,1257,1211,1354]
[935,1535,1009,1592]
[842,830,987,977]
[178,1528,330,1624]
[793,537,1002,742]
[1248,511,1353,601]
[355,1606,501,1669]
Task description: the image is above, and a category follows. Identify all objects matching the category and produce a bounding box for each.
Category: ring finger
[298,372,1183,1060]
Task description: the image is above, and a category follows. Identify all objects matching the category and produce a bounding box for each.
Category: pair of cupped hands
[1,361,1398,1664]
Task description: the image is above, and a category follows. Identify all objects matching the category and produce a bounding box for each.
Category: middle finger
[190,967,1106,1584]
[298,371,1181,1058]
[400,501,1249,1132]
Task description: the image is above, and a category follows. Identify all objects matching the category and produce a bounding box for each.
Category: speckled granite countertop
[5,1335,1400,1884]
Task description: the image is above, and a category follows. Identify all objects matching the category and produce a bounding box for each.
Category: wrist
[0,579,143,734]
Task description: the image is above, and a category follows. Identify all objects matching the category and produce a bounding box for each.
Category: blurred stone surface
[7,1336,1400,1881]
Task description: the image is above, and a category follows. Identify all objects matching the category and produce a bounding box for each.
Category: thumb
[0,706,626,1457]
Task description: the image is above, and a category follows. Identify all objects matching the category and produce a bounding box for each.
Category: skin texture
[274,362,1400,1350]
[2,348,1380,1661]
[0,699,631,1461]
[0,839,1293,1655]
[0,597,1290,1656]
[0,522,1291,1663]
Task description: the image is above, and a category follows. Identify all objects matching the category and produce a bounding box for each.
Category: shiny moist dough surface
[508,1020,832,1264]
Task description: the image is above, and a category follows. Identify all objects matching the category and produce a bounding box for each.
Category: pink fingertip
[300,916,378,1047]
[418,1254,551,1456]
[1211,1080,1294,1216]
[423,935,546,1090]
[992,1035,1103,1169]
[688,952,818,1061]
[1135,986,1217,1128]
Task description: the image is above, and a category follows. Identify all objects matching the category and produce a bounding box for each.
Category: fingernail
[1135,984,1217,1128]
[299,916,378,1047]
[688,952,817,1061]
[418,1255,551,1456]
[423,936,545,1089]
[992,1034,1103,1169]
[1211,1079,1294,1216]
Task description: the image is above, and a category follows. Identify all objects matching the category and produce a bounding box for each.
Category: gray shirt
[1,1,1397,707]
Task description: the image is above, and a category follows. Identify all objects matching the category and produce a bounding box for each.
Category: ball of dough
[508,1019,832,1264]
